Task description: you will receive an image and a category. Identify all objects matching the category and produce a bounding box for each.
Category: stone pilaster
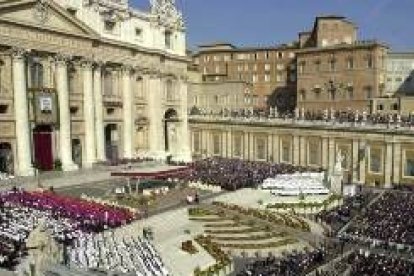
[93,62,105,162]
[55,54,78,171]
[81,59,96,167]
[11,48,34,176]
[267,134,273,162]
[122,65,134,159]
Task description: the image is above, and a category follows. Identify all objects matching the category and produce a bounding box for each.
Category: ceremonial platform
[110,162,191,179]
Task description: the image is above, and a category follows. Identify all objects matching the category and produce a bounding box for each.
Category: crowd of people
[185,157,320,190]
[190,107,414,128]
[347,250,414,276]
[317,191,375,233]
[344,192,414,246]
[70,231,169,276]
[237,248,325,276]
[0,188,143,271]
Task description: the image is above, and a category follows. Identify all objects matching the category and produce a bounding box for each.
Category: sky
[131,0,414,52]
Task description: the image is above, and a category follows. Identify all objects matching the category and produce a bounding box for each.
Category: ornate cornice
[150,0,185,31]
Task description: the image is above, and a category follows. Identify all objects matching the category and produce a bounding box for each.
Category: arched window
[29,59,44,88]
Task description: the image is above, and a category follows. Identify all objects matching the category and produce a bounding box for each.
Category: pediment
[0,0,99,39]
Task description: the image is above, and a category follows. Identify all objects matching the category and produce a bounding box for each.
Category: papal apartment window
[264,51,269,60]
[264,64,271,71]
[264,74,270,82]
[377,104,384,111]
[367,55,373,68]
[215,65,220,74]
[165,30,172,49]
[237,65,243,72]
[276,72,283,82]
[277,52,283,59]
[347,57,354,69]
[300,89,306,101]
[104,21,116,33]
[253,64,257,71]
[29,61,44,88]
[252,74,258,83]
[135,28,143,40]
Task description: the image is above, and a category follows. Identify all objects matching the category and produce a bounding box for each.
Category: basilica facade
[0,0,191,176]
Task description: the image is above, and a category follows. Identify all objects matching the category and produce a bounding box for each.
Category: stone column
[81,60,96,167]
[243,132,249,160]
[352,139,359,183]
[55,54,78,171]
[328,138,335,174]
[359,140,367,185]
[93,62,105,161]
[174,76,191,162]
[249,133,254,161]
[267,134,273,162]
[393,142,401,185]
[226,131,232,158]
[293,135,300,165]
[146,71,164,160]
[12,49,34,176]
[384,142,393,188]
[321,137,329,170]
[122,65,133,159]
[273,134,280,163]
[300,136,306,166]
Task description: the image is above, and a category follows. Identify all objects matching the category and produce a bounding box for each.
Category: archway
[0,143,13,174]
[164,108,178,153]
[72,138,82,167]
[105,124,119,163]
[33,125,53,171]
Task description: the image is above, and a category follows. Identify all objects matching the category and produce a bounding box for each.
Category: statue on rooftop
[150,0,184,30]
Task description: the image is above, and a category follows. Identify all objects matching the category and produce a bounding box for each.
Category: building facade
[192,43,298,111]
[0,0,191,176]
[189,116,414,187]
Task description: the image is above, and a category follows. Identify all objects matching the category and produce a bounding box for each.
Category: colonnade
[11,48,191,176]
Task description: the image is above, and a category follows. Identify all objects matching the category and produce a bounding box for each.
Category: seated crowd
[0,188,166,273]
[347,251,414,276]
[344,192,414,246]
[317,191,375,233]
[70,231,169,276]
[185,157,320,191]
[237,248,325,276]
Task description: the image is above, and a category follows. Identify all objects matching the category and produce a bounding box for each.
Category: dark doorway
[33,125,53,171]
[164,109,178,152]
[105,124,119,163]
[72,138,82,168]
[0,143,13,174]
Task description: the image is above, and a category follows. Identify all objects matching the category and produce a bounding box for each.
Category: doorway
[105,124,119,163]
[33,125,53,171]
[164,108,178,152]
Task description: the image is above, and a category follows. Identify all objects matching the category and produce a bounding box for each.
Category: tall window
[103,70,113,96]
[30,61,44,88]
[405,151,414,177]
[165,30,172,49]
[369,147,382,173]
[166,79,174,101]
[367,55,373,68]
[68,67,76,94]
[347,57,354,69]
